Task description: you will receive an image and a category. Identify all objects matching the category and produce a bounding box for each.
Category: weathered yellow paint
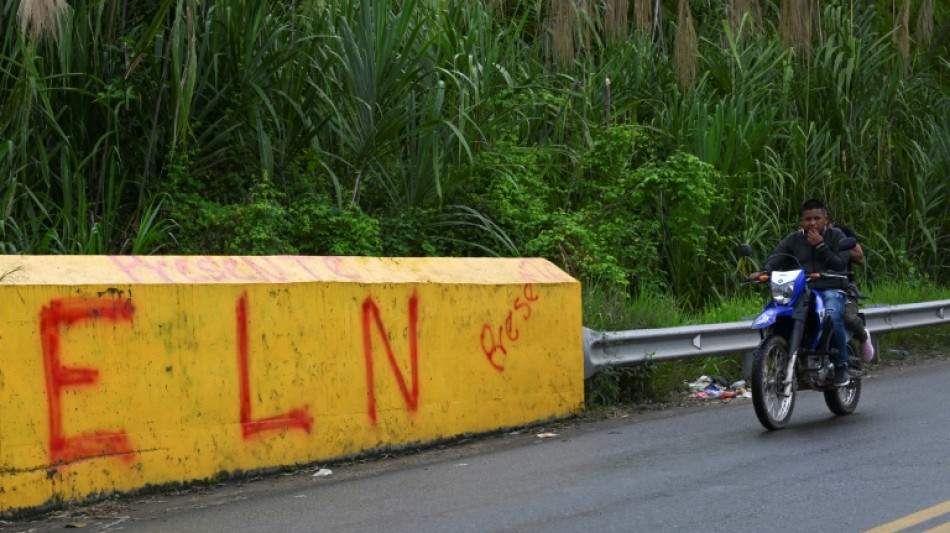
[0,256,583,515]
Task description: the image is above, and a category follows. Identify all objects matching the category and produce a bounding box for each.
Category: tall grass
[1,0,948,296]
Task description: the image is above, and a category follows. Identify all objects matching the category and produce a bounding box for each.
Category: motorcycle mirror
[839,237,857,250]
[738,244,755,257]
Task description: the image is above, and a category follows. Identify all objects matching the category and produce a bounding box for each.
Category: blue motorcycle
[740,241,864,430]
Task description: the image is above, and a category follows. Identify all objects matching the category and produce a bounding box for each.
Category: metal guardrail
[583,299,950,379]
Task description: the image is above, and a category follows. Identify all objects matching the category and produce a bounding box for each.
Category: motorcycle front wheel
[751,335,796,430]
[824,343,862,415]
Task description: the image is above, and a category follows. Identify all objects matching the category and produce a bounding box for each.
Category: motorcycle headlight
[771,279,795,305]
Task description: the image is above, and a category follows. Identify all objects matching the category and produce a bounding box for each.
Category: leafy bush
[377,206,442,257]
[168,174,382,256]
[581,125,668,196]
[290,201,382,256]
[169,178,295,255]
[627,152,729,307]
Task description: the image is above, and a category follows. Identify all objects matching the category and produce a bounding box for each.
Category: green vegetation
[3,1,949,403]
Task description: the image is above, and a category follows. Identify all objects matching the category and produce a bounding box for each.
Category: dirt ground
[1,353,945,532]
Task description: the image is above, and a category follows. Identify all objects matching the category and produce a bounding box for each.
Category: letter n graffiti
[362,292,419,424]
[40,297,136,465]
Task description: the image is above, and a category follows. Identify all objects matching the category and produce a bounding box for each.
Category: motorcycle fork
[781,294,811,396]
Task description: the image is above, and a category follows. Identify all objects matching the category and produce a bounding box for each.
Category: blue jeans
[819,289,849,366]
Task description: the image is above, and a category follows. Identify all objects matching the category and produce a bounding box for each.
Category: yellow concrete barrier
[0,256,583,515]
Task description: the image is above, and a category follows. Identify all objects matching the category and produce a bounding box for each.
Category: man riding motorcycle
[748,199,853,386]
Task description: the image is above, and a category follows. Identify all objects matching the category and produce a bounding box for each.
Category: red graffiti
[40,297,136,465]
[480,284,540,372]
[236,292,313,438]
[362,293,419,424]
[111,256,174,282]
[290,256,364,282]
[111,256,290,284]
[174,258,225,282]
[323,257,363,281]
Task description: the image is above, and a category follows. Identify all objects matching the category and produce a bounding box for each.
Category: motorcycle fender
[751,306,792,329]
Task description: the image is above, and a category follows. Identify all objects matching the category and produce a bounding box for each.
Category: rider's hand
[806,228,824,247]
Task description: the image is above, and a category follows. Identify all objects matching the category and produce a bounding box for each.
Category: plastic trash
[536,432,558,439]
[886,349,909,357]
[687,375,754,401]
[313,468,333,477]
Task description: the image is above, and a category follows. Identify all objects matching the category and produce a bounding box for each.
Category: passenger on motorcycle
[748,199,854,387]
[830,220,875,362]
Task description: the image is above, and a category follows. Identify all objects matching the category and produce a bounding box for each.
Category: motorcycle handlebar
[741,271,853,285]
[814,271,852,279]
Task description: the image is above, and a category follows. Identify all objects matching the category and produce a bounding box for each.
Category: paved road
[5,358,950,533]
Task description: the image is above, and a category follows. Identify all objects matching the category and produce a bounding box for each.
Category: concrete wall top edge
[0,255,577,285]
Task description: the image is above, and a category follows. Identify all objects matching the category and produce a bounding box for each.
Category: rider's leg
[843,296,867,342]
[820,289,850,386]
[844,294,874,361]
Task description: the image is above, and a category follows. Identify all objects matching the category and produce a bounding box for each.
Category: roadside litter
[686,375,751,401]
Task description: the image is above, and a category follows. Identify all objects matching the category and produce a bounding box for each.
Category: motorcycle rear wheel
[824,343,862,415]
[752,336,796,430]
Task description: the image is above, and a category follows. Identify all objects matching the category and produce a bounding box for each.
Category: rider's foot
[834,364,850,387]
[861,330,875,362]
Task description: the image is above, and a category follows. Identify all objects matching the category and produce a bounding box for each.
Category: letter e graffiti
[236,292,313,438]
[362,292,420,424]
[480,323,506,371]
[40,297,136,465]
